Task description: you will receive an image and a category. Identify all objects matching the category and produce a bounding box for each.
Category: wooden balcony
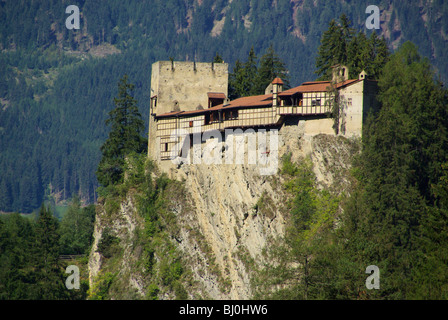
[277,104,330,116]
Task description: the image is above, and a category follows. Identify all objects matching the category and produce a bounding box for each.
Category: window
[223,109,238,120]
[312,99,321,107]
[207,93,226,108]
[348,98,352,106]
[164,143,168,152]
[229,110,238,120]
[209,112,220,123]
[189,121,193,127]
[150,96,157,113]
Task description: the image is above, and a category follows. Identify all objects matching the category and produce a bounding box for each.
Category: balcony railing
[277,104,330,116]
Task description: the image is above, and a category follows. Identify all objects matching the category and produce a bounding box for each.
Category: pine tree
[228,59,246,100]
[256,45,290,93]
[213,52,224,63]
[332,41,448,299]
[347,32,369,78]
[315,19,346,80]
[0,213,36,299]
[244,46,259,96]
[59,195,94,254]
[96,75,147,187]
[33,204,68,299]
[368,31,390,79]
[316,15,389,81]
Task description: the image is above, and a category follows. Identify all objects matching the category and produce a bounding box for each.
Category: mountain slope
[1,0,447,212]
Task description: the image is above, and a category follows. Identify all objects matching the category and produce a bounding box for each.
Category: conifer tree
[228,59,246,100]
[59,195,94,254]
[256,45,290,93]
[213,52,224,63]
[333,41,448,299]
[33,204,68,299]
[316,15,389,81]
[0,213,36,299]
[229,46,289,99]
[96,75,147,187]
[228,47,259,99]
[315,18,347,80]
[244,46,259,96]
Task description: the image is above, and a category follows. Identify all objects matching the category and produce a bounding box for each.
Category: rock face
[89,121,359,299]
[89,196,147,298]
[171,162,288,299]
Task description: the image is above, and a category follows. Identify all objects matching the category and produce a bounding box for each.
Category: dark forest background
[1,0,447,213]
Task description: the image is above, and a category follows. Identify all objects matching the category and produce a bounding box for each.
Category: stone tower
[331,64,349,83]
[148,61,229,160]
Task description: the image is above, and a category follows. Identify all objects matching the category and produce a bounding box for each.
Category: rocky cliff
[88,122,359,299]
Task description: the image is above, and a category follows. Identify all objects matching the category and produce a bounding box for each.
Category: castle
[148,60,379,162]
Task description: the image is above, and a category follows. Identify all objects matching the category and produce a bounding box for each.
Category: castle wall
[303,118,335,136]
[338,80,364,137]
[149,61,378,161]
[151,61,228,115]
[338,79,379,137]
[149,61,228,161]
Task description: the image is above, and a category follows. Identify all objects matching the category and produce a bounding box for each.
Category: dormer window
[207,92,226,108]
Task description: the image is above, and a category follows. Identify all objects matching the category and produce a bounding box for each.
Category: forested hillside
[1,0,447,213]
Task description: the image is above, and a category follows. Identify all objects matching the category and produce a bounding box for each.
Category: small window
[210,112,220,123]
[150,96,157,112]
[189,121,193,127]
[164,143,168,152]
[312,99,321,107]
[348,98,352,106]
[223,110,238,120]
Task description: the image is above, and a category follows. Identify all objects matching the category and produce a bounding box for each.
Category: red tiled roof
[155,78,362,119]
[336,79,360,88]
[156,94,273,118]
[207,92,226,99]
[279,79,360,96]
[222,94,272,108]
[301,81,330,85]
[272,77,284,85]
